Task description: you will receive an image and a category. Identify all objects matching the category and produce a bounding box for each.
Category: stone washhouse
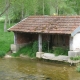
[8,16,80,60]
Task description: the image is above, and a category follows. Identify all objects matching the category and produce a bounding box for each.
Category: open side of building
[8,16,80,58]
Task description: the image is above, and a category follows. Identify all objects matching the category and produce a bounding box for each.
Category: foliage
[32,41,38,57]
[12,41,69,57]
[1,0,80,22]
[76,65,80,72]
[53,47,68,56]
[70,56,80,61]
[0,51,6,58]
[0,22,14,53]
[42,41,48,52]
[12,41,38,57]
[12,41,50,57]
[12,43,33,57]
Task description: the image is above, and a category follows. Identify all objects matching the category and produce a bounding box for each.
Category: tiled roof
[8,16,80,34]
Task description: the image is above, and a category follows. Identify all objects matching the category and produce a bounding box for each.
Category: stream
[0,58,80,80]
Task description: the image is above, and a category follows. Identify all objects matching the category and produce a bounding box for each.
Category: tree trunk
[21,1,24,20]
[4,0,9,32]
[8,17,11,26]
[43,0,44,15]
[56,0,59,15]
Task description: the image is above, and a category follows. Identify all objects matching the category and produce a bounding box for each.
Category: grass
[12,40,68,58]
[12,42,37,58]
[12,41,48,58]
[70,56,80,61]
[0,22,15,54]
[76,65,80,72]
[53,47,68,56]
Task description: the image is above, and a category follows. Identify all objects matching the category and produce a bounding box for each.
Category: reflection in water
[0,58,80,80]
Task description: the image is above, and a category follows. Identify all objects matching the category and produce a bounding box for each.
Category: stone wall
[11,32,69,53]
[15,32,38,44]
[11,32,38,53]
[68,33,80,57]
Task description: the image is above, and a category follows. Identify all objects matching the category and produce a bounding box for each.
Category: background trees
[0,0,80,31]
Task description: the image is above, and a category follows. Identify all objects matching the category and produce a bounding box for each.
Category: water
[0,58,80,80]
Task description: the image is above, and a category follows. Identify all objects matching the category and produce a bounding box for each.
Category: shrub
[76,66,80,72]
[0,51,6,58]
[12,41,50,57]
[42,41,48,52]
[70,56,80,61]
[12,43,33,57]
[32,41,38,57]
[53,47,68,56]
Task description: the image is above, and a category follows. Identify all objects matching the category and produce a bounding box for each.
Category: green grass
[0,22,15,54]
[12,42,37,58]
[53,47,68,56]
[76,66,80,72]
[12,41,48,58]
[70,56,80,61]
[12,41,69,57]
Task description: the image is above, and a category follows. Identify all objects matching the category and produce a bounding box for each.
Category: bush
[0,51,6,58]
[12,41,50,57]
[70,56,80,61]
[32,41,38,57]
[42,41,48,52]
[12,41,68,57]
[76,66,80,72]
[12,43,33,57]
[53,47,68,56]
[0,22,14,53]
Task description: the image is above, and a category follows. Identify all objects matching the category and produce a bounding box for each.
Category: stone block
[41,53,55,59]
[11,44,19,53]
[36,52,44,58]
[68,51,80,57]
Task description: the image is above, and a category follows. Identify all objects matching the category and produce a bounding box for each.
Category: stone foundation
[68,51,80,57]
[11,43,27,53]
[36,52,44,58]
[11,44,19,53]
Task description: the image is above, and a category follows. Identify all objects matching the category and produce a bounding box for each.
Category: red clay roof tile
[8,16,80,34]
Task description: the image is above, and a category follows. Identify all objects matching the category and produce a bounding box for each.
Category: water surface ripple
[0,58,80,80]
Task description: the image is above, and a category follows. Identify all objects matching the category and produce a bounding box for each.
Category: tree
[4,0,10,32]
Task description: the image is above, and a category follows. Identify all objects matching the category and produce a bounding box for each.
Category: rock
[41,53,55,59]
[4,55,12,58]
[20,54,30,59]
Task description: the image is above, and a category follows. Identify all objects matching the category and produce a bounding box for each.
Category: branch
[0,4,10,17]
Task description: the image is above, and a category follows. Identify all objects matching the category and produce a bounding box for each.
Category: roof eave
[71,26,80,37]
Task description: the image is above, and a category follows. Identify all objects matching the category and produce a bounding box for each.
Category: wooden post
[14,32,17,44]
[38,34,42,52]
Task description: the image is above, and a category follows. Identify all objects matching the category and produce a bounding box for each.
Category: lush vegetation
[12,40,68,57]
[1,0,80,23]
[70,56,80,61]
[70,56,80,72]
[53,47,68,56]
[0,22,14,57]
[0,0,80,58]
[76,65,80,72]
[0,51,6,58]
[12,41,48,57]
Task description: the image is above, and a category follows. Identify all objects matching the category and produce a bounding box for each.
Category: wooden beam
[38,34,42,52]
